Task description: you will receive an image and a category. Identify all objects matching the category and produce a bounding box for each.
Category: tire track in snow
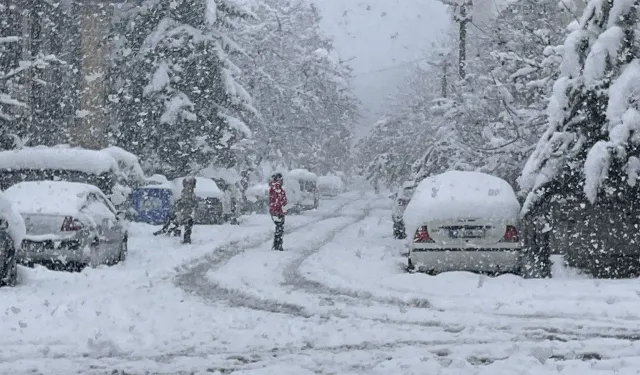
[281,208,433,310]
[175,196,361,317]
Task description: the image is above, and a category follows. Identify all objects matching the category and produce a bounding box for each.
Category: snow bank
[3,181,100,216]
[0,147,119,175]
[173,177,223,199]
[0,191,25,247]
[287,169,317,181]
[404,171,520,231]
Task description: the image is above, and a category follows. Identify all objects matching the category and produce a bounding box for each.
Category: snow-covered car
[404,171,522,275]
[391,180,417,239]
[318,175,345,197]
[173,177,225,225]
[0,192,25,287]
[287,169,319,210]
[244,183,270,214]
[0,146,123,203]
[199,167,243,224]
[4,181,128,271]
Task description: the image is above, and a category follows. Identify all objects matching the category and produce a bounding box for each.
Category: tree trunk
[458,0,471,79]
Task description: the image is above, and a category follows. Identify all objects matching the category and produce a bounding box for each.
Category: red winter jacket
[269,180,288,216]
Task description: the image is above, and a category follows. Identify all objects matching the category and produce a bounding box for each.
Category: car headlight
[0,219,8,230]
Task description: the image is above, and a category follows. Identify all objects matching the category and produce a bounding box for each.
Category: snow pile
[0,191,25,247]
[287,169,317,181]
[172,177,223,199]
[317,175,344,196]
[404,171,520,232]
[0,147,119,175]
[3,181,101,216]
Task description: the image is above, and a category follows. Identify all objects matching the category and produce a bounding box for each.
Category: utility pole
[439,0,472,79]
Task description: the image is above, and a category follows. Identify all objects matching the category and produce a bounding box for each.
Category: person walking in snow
[175,176,197,244]
[269,173,287,251]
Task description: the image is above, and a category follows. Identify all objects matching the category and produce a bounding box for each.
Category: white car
[4,181,128,271]
[404,171,522,275]
[287,169,319,210]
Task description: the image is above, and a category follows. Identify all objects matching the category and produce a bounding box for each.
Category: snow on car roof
[3,180,102,216]
[142,174,174,189]
[403,171,520,231]
[0,147,120,175]
[101,146,145,183]
[0,191,26,247]
[173,177,223,199]
[288,169,317,181]
[199,166,241,184]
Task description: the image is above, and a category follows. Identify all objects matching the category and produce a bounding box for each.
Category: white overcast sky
[313,0,450,138]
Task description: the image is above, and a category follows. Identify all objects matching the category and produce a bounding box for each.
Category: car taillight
[501,225,519,242]
[61,216,83,231]
[414,226,434,243]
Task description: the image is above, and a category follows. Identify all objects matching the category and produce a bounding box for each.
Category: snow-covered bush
[109,0,256,176]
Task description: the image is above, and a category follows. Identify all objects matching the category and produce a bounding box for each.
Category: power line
[353,57,434,76]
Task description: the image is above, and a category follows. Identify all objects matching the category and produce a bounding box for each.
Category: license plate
[449,229,485,238]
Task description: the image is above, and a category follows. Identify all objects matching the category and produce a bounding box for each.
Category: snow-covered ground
[2,191,640,374]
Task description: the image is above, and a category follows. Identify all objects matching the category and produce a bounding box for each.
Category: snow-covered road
[2,192,640,374]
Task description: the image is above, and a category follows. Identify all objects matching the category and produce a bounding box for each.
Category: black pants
[183,217,194,244]
[272,215,285,250]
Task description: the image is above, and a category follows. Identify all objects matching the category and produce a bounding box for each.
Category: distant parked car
[131,174,174,225]
[391,181,417,239]
[4,181,128,271]
[173,177,225,225]
[318,175,345,197]
[404,171,522,275]
[244,183,270,214]
[287,169,319,210]
[0,192,25,287]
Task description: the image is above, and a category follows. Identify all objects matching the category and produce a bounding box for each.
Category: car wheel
[407,258,415,272]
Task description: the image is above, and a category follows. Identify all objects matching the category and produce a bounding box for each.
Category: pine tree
[519,0,640,276]
[234,0,358,175]
[109,0,256,177]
